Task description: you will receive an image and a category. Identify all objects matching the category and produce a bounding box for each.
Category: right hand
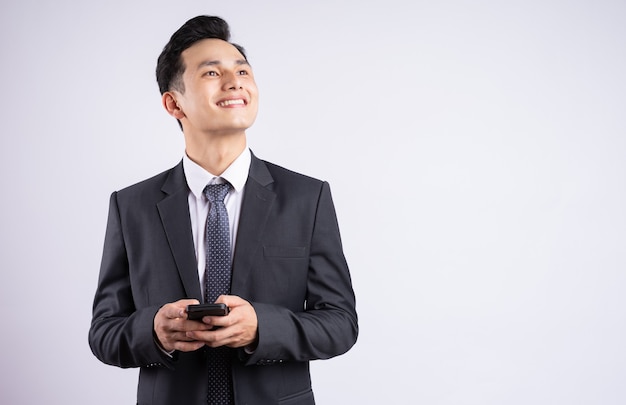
[153,299,213,352]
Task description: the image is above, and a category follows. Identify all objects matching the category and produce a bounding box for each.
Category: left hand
[186,295,258,349]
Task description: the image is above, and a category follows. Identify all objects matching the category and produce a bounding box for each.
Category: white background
[1,1,625,404]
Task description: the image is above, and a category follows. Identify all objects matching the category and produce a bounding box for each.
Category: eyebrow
[197,59,250,69]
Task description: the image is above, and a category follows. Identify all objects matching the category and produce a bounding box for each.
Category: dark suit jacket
[89,153,358,405]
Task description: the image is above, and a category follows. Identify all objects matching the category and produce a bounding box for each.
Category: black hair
[156,15,247,95]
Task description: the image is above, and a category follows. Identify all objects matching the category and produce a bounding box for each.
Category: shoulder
[257,157,330,197]
[249,158,339,217]
[251,152,324,187]
[264,160,322,184]
[114,162,184,201]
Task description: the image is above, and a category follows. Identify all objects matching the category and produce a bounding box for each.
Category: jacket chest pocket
[263,246,306,258]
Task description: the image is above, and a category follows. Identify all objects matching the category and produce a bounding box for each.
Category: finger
[201,314,232,328]
[188,323,251,348]
[215,295,245,308]
[181,319,215,332]
[161,325,216,350]
[161,299,200,319]
[156,312,212,339]
[187,326,234,344]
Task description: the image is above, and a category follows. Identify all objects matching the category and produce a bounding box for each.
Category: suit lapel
[157,162,203,301]
[231,154,276,294]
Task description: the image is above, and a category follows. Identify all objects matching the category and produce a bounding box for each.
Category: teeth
[218,99,245,107]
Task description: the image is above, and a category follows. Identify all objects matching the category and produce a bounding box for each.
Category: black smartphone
[187,303,230,320]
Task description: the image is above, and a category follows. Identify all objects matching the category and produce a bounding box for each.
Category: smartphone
[187,303,230,320]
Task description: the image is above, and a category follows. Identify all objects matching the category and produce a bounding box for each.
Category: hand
[186,295,258,349]
[153,299,213,352]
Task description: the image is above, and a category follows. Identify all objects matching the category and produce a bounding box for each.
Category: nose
[223,71,243,91]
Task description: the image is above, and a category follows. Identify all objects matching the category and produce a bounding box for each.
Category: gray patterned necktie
[203,182,233,405]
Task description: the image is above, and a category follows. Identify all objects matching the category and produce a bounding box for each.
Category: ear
[162,92,185,120]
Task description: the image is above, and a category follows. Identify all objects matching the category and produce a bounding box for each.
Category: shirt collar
[183,147,251,199]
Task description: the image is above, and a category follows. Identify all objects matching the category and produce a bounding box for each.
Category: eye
[204,70,218,77]
[237,70,249,76]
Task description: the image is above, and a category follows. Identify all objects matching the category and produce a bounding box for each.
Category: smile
[217,99,246,107]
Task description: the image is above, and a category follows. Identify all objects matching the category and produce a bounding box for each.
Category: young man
[89,16,358,405]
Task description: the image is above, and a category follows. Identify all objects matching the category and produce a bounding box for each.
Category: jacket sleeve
[88,192,173,369]
[243,182,358,365]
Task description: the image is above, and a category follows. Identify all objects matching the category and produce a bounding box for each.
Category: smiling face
[164,38,259,138]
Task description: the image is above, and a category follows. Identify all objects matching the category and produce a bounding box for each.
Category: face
[166,39,259,136]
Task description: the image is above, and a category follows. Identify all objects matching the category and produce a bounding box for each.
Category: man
[88,15,358,405]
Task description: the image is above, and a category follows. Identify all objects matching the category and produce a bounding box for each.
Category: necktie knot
[203,182,231,203]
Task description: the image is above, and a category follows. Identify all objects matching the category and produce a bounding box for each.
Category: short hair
[156,16,247,94]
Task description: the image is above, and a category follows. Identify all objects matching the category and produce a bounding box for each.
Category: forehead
[181,38,247,70]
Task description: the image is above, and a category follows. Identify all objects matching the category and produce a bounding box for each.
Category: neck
[184,132,246,176]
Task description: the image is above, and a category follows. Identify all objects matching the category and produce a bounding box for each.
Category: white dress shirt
[183,147,251,301]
